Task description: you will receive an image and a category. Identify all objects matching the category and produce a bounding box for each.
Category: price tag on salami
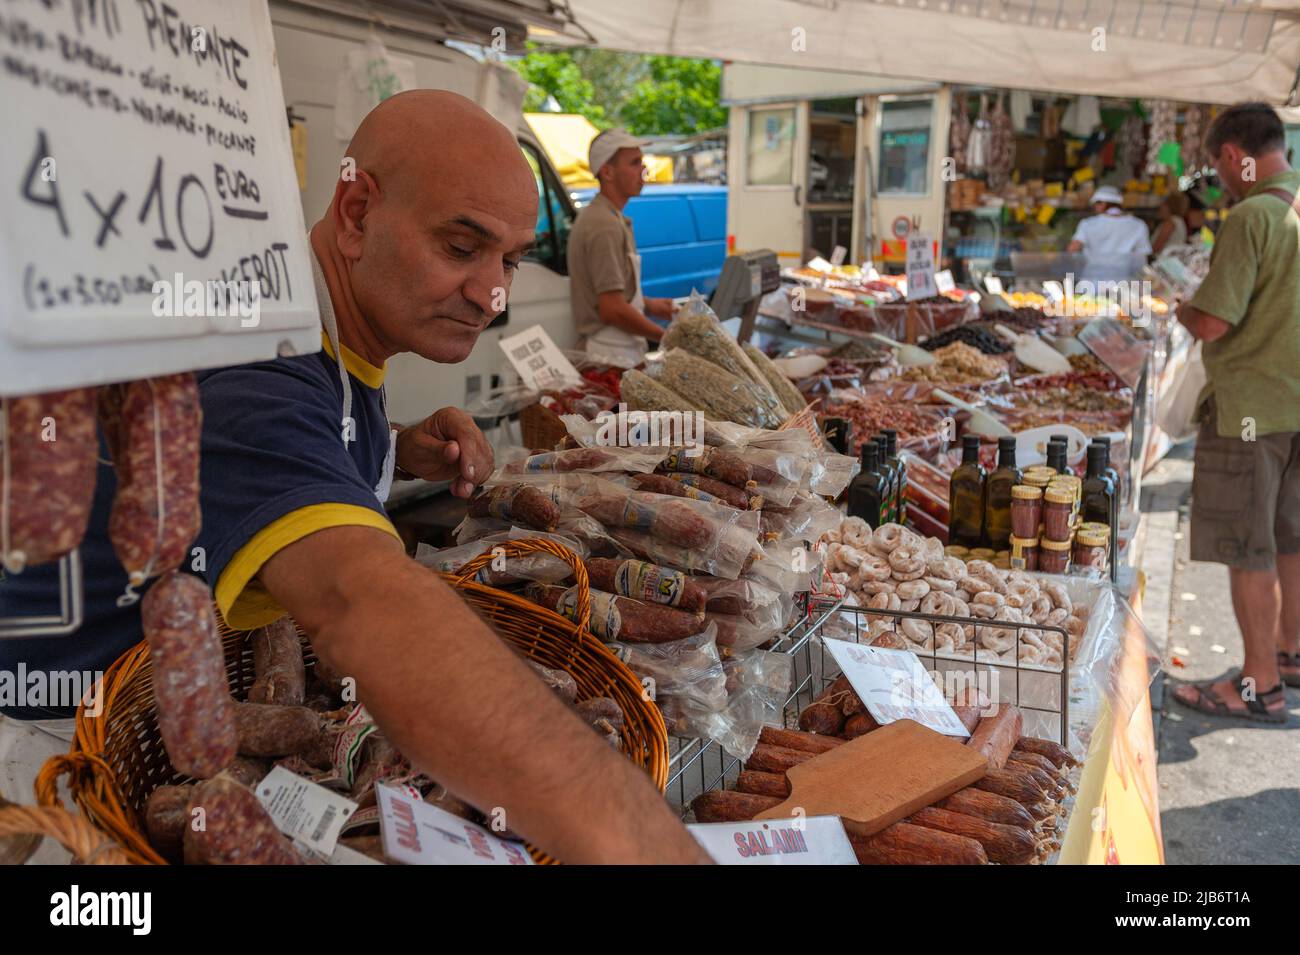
[688,815,857,865]
[822,638,970,737]
[255,766,358,859]
[904,236,937,301]
[499,324,582,391]
[376,784,534,865]
[934,269,956,294]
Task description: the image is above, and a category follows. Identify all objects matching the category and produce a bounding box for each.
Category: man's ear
[333,169,380,261]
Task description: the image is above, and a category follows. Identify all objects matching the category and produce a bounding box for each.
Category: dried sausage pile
[693,696,1080,864]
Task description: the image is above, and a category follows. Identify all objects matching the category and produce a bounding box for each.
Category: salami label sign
[0,0,319,392]
[689,815,856,865]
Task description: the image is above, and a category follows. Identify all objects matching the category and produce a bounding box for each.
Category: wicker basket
[25,538,667,864]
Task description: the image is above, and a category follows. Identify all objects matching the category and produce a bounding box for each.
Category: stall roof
[544,0,1300,107]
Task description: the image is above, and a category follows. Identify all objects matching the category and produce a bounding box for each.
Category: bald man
[0,91,711,864]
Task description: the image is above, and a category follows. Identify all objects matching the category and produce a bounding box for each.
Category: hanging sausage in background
[0,388,99,573]
[104,373,202,587]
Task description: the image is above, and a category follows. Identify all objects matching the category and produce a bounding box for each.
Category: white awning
[549,0,1300,107]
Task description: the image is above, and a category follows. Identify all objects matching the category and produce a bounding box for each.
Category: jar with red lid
[1010,485,1043,539]
[1042,488,1075,543]
[1039,537,1072,574]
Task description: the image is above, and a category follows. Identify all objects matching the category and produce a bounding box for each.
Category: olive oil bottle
[848,441,889,528]
[983,436,1021,550]
[948,434,986,547]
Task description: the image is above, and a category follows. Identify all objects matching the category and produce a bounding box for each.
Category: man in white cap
[1066,184,1153,258]
[567,128,675,365]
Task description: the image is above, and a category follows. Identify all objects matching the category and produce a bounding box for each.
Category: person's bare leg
[1228,566,1282,693]
[1277,551,1300,656]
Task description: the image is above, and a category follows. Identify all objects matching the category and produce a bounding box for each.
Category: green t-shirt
[1189,170,1300,437]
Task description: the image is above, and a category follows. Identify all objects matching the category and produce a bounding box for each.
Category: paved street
[1145,442,1300,864]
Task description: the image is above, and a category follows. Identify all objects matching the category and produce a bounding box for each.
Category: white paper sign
[984,275,1005,295]
[862,264,881,281]
[376,784,534,866]
[806,255,834,273]
[829,245,848,267]
[0,0,320,392]
[823,639,970,737]
[255,766,358,859]
[934,269,956,294]
[689,815,857,865]
[498,324,582,391]
[905,236,937,301]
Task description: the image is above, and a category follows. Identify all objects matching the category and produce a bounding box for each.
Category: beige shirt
[567,193,639,342]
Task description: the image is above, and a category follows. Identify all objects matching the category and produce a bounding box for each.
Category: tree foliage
[511,47,725,136]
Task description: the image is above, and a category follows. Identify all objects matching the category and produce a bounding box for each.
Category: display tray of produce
[816,392,952,458]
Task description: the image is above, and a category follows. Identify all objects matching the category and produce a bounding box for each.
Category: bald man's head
[319,90,538,363]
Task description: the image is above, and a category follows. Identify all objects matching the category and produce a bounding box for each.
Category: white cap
[588,128,647,177]
[1091,185,1125,206]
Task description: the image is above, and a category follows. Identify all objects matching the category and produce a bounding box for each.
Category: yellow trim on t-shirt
[215,502,401,630]
[319,332,387,388]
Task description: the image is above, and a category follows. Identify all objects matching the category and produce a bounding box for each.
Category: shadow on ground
[1161,788,1300,865]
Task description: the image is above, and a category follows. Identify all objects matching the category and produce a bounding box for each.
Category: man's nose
[464,262,507,317]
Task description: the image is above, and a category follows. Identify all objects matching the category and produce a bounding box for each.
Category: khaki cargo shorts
[1190,400,1300,570]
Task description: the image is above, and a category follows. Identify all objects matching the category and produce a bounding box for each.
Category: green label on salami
[615,559,685,606]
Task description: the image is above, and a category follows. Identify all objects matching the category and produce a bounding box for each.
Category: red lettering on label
[393,798,420,852]
[733,833,751,858]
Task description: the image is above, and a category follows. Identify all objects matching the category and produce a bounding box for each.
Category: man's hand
[395,408,493,497]
[645,297,676,320]
[1175,301,1231,343]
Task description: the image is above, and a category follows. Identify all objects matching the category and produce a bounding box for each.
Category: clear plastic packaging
[607,525,759,581]
[486,446,669,483]
[759,491,843,546]
[415,530,587,584]
[608,624,728,711]
[693,574,782,617]
[660,647,794,759]
[648,349,784,429]
[665,292,775,393]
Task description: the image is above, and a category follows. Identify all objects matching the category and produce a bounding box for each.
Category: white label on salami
[616,559,685,607]
[376,785,534,866]
[256,766,358,860]
[663,448,708,475]
[557,585,621,639]
[689,816,857,865]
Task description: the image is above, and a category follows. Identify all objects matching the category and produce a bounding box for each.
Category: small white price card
[498,324,582,391]
[984,274,1005,295]
[830,245,848,266]
[822,638,970,737]
[689,815,857,865]
[255,766,358,859]
[376,785,534,865]
[934,269,956,294]
[905,236,938,301]
[806,255,834,273]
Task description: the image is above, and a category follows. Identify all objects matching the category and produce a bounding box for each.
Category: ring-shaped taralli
[965,559,998,579]
[898,597,921,613]
[900,617,933,644]
[861,578,898,595]
[1046,607,1070,626]
[923,536,945,561]
[897,578,931,600]
[870,630,907,650]
[950,598,972,618]
[971,603,998,619]
[936,622,964,645]
[958,575,993,595]
[872,523,905,551]
[1030,595,1053,620]
[925,558,960,582]
[888,546,927,580]
[923,575,958,594]
[1044,582,1072,612]
[830,571,853,588]
[933,627,957,653]
[972,590,1006,608]
[841,516,870,541]
[869,591,902,611]
[920,591,953,616]
[1005,592,1027,610]
[834,544,865,570]
[978,625,1017,653]
[857,555,894,582]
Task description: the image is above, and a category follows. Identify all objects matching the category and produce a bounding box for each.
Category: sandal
[1279,652,1300,688]
[1171,677,1288,724]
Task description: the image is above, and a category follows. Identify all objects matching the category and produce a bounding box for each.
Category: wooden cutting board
[753,720,986,836]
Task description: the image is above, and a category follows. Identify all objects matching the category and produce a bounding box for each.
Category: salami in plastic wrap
[692,575,779,617]
[630,472,729,507]
[184,775,304,865]
[248,616,306,706]
[492,445,666,481]
[567,476,760,555]
[585,556,706,613]
[607,525,759,581]
[0,388,99,572]
[758,492,841,545]
[141,572,237,779]
[608,624,727,710]
[657,446,753,489]
[466,483,560,532]
[524,583,705,643]
[106,374,202,584]
[656,471,761,510]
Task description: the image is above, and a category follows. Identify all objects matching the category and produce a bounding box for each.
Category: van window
[878,99,932,196]
[521,141,572,274]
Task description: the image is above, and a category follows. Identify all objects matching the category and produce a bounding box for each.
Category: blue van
[570,184,728,299]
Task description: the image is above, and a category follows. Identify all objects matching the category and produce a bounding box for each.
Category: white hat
[1091,185,1125,206]
[589,128,647,177]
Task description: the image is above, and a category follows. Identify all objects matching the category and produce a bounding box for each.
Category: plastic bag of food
[744,542,815,594]
[608,624,728,711]
[620,369,700,416]
[759,492,844,546]
[742,342,807,416]
[664,293,773,391]
[648,349,784,429]
[659,648,793,758]
[485,446,669,483]
[559,410,709,456]
[583,556,708,613]
[692,575,782,617]
[606,525,759,581]
[523,583,706,644]
[454,509,621,555]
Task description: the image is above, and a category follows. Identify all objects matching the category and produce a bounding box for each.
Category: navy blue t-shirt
[0,340,398,719]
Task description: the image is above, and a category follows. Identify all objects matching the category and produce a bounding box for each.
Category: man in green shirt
[1173,102,1300,722]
